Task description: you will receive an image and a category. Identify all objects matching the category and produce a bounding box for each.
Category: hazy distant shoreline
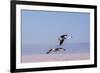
[22,53,90,63]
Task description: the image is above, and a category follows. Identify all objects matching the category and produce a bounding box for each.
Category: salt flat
[22,53,90,63]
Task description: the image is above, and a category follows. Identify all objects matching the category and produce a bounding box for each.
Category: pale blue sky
[21,10,90,45]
